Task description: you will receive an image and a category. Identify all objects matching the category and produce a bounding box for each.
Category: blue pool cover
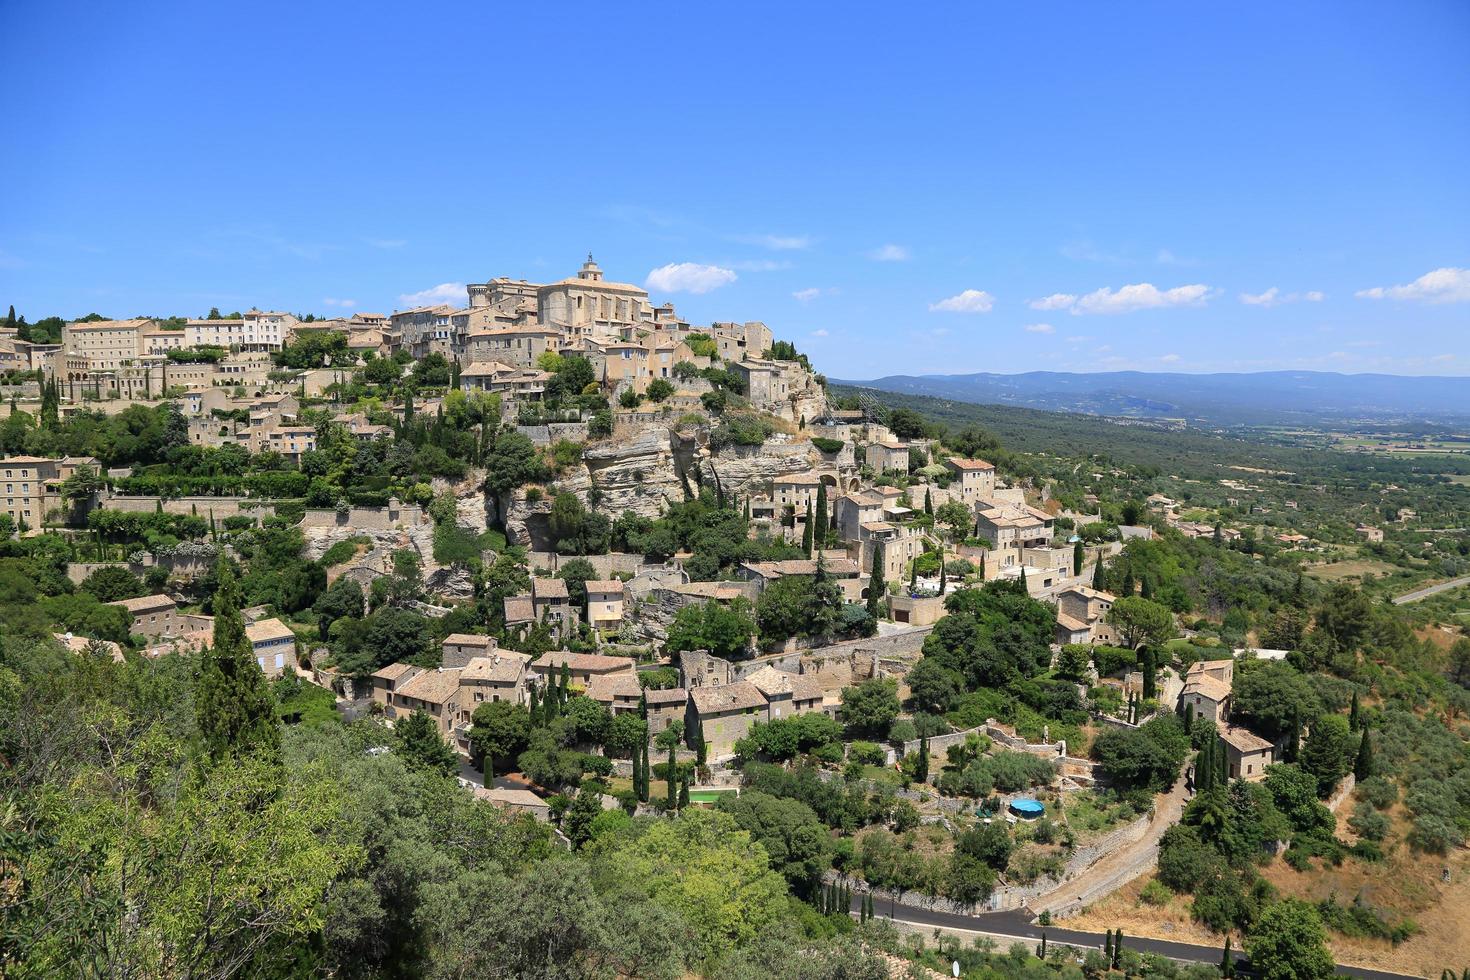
[1009,798,1045,817]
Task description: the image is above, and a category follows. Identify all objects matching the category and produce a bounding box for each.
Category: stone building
[535,256,654,342]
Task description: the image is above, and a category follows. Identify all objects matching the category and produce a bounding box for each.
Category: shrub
[1140,879,1172,906]
[810,437,845,454]
[848,741,886,766]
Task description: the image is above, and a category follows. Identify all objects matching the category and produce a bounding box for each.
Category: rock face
[455,422,853,549]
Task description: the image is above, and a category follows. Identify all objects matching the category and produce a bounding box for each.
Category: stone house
[944,457,996,505]
[245,617,297,678]
[584,579,625,632]
[1181,674,1232,724]
[887,594,946,626]
[866,441,912,474]
[744,665,825,719]
[834,491,884,542]
[442,633,498,668]
[109,593,178,640]
[528,651,637,691]
[391,667,464,738]
[369,662,422,711]
[686,681,768,757]
[1220,724,1274,781]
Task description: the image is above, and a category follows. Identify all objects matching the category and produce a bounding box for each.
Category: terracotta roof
[372,662,420,682]
[670,582,747,601]
[443,633,496,649]
[644,687,688,705]
[1056,612,1090,633]
[532,651,637,674]
[690,681,767,715]
[1183,675,1232,704]
[503,595,534,623]
[1062,585,1116,602]
[531,577,569,600]
[947,457,995,471]
[460,654,526,685]
[244,617,294,644]
[108,593,176,613]
[475,787,548,808]
[585,579,624,595]
[1219,725,1273,753]
[396,668,462,705]
[744,666,824,702]
[585,672,642,703]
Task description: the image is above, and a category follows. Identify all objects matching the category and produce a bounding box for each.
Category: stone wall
[300,502,426,529]
[526,551,648,578]
[516,421,591,446]
[100,494,274,520]
[67,553,215,585]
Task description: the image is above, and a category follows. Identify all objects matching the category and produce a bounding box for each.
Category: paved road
[851,896,1422,980]
[1393,574,1470,605]
[1033,773,1191,916]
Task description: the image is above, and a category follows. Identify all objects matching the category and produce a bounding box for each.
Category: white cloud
[793,287,824,303]
[869,244,910,262]
[645,262,737,294]
[323,297,356,308]
[810,328,830,338]
[1024,323,1055,334]
[397,282,465,307]
[1035,282,1212,315]
[1240,287,1325,307]
[737,233,811,250]
[1030,293,1077,311]
[1432,352,1456,362]
[1159,353,1181,363]
[1356,267,1470,304]
[929,289,994,314]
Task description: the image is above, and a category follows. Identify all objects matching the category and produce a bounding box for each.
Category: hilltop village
[2,259,1465,978]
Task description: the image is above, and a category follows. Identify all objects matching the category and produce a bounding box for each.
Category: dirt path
[1033,773,1191,916]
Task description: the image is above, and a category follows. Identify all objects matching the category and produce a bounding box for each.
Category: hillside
[831,371,1470,426]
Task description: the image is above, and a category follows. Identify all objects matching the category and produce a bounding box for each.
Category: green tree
[469,699,532,770]
[1245,900,1335,980]
[395,709,459,776]
[1107,595,1175,649]
[195,558,280,765]
[839,678,900,738]
[1299,713,1353,798]
[1353,727,1374,781]
[866,540,886,622]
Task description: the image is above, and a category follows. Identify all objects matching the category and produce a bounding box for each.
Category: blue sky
[2,1,1468,378]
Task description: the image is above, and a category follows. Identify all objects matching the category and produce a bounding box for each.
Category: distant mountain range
[828,371,1470,426]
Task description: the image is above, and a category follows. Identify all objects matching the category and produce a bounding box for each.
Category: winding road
[1393,574,1470,605]
[849,896,1422,980]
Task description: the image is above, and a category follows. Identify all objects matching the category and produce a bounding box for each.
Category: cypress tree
[1073,538,1084,576]
[1113,928,1123,966]
[1184,702,1195,729]
[666,742,676,809]
[909,559,917,592]
[916,735,929,784]
[1354,728,1374,780]
[1222,937,1234,978]
[938,560,947,595]
[815,483,828,550]
[923,487,933,516]
[802,500,813,556]
[1197,739,1214,793]
[638,689,648,721]
[1040,932,1047,958]
[559,662,571,702]
[1217,735,1228,785]
[1285,708,1300,762]
[1119,567,1134,596]
[743,497,751,522]
[1092,552,1106,591]
[678,774,690,809]
[1349,690,1361,730]
[867,540,886,621]
[195,557,280,765]
[1019,565,1028,590]
[1141,575,1153,599]
[1104,930,1113,960]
